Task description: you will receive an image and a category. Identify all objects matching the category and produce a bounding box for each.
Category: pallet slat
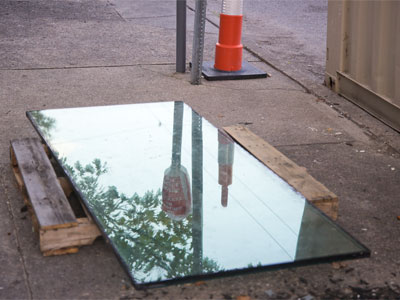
[11,138,102,255]
[223,125,338,220]
[40,218,101,255]
[11,138,78,230]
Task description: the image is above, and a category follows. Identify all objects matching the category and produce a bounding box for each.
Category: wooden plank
[223,125,338,220]
[10,138,78,230]
[43,247,79,257]
[11,151,41,232]
[11,162,25,194]
[11,139,102,255]
[10,145,18,167]
[40,218,101,254]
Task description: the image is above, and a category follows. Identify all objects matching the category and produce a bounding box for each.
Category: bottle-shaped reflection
[162,102,192,221]
[218,131,234,207]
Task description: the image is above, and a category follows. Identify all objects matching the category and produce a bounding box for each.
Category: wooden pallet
[10,138,101,256]
[223,125,338,220]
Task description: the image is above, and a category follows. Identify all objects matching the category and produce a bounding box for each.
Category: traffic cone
[214,0,244,72]
[202,0,267,81]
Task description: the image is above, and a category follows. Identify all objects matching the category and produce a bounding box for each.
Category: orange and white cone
[202,0,267,80]
[214,0,243,72]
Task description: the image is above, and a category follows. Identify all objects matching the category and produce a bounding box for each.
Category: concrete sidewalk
[1,0,399,299]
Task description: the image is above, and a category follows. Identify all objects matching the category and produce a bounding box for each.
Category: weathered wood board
[10,138,101,256]
[223,125,338,220]
[11,138,78,230]
[40,218,101,256]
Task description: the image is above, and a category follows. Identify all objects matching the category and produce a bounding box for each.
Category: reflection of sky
[32,102,306,274]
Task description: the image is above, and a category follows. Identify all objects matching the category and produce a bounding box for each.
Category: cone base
[202,61,268,81]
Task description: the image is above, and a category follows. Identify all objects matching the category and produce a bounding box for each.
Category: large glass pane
[27,101,369,287]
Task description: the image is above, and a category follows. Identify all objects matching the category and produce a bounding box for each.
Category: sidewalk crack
[107,0,126,22]
[1,165,33,300]
[275,140,356,148]
[125,14,176,20]
[0,62,175,71]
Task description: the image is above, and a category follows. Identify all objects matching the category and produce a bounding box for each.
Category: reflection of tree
[29,111,56,139]
[62,158,221,283]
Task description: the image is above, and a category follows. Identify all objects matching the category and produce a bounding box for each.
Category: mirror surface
[28,102,369,286]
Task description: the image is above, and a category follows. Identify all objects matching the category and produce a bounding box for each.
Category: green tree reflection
[63,158,220,283]
[29,111,56,139]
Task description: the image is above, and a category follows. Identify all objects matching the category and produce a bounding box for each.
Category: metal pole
[192,111,203,273]
[176,0,187,73]
[191,0,207,85]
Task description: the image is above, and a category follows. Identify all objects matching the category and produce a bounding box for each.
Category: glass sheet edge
[25,104,371,289]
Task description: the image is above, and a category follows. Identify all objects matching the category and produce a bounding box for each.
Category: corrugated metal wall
[326,0,400,131]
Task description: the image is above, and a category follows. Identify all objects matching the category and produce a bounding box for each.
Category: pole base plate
[202,61,268,81]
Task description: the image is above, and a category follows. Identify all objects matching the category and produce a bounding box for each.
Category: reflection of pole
[192,111,203,273]
[172,102,184,167]
[218,131,234,207]
[162,102,192,220]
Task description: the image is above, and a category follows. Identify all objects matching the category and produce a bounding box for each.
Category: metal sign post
[191,0,207,85]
